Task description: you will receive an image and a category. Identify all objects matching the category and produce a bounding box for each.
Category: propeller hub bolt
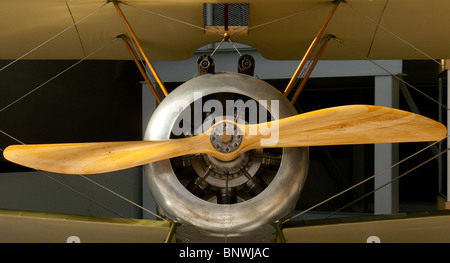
[210,121,242,153]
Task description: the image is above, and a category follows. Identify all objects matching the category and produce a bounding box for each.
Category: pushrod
[290,35,332,105]
[119,35,162,104]
[283,2,340,96]
[113,2,168,97]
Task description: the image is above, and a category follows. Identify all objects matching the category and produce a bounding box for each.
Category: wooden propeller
[3,105,447,175]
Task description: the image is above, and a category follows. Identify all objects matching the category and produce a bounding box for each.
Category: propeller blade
[236,104,447,154]
[3,135,213,175]
[3,105,446,174]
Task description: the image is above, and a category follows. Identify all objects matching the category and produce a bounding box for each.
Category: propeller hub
[210,121,242,153]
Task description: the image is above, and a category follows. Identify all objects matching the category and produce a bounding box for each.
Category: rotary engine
[144,72,309,235]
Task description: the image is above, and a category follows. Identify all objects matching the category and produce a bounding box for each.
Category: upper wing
[1,0,449,61]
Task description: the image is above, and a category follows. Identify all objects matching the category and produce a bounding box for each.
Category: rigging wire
[285,39,449,222]
[225,38,243,57]
[65,0,87,57]
[364,0,389,59]
[0,28,162,220]
[0,125,163,220]
[209,38,226,57]
[236,2,331,35]
[37,171,131,219]
[1,0,449,226]
[0,128,163,220]
[77,174,163,220]
[286,138,449,222]
[122,1,331,43]
[0,1,163,219]
[121,2,220,35]
[286,2,450,222]
[286,47,448,222]
[0,1,164,221]
[0,2,108,73]
[345,2,443,67]
[333,37,450,111]
[0,37,119,114]
[325,146,450,219]
[0,129,25,146]
[0,132,128,219]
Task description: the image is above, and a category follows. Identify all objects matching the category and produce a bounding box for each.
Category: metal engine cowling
[144,72,309,236]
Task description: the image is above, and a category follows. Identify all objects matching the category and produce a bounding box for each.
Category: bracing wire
[286,1,450,222]
[0,3,164,220]
[345,2,443,67]
[38,171,131,219]
[301,37,450,221]
[0,37,118,114]
[0,2,108,73]
[334,37,450,111]
[0,131,128,219]
[77,174,164,220]
[238,2,331,35]
[121,2,220,35]
[324,146,450,219]
[286,138,449,222]
[2,0,449,226]
[1,125,163,220]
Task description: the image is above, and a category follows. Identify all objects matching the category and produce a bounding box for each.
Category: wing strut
[113,1,169,97]
[165,222,179,243]
[290,35,333,104]
[119,35,162,104]
[284,0,342,97]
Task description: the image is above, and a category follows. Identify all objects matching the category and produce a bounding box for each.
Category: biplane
[1,0,450,243]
